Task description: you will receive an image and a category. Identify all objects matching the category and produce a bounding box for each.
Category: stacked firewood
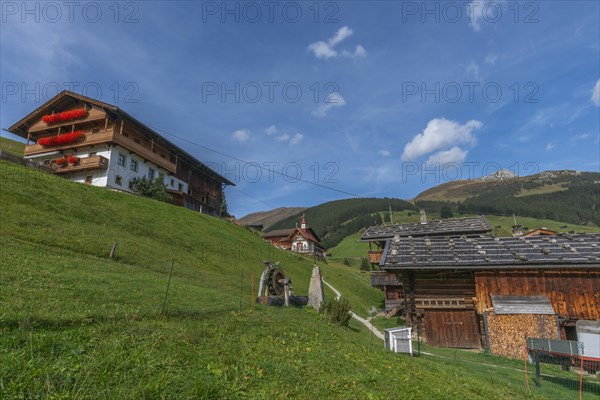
[486,312,557,359]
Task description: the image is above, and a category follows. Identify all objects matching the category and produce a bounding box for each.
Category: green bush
[360,257,371,271]
[130,176,171,203]
[343,257,351,266]
[319,297,351,327]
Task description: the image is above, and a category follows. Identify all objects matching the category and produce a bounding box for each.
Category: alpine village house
[8,91,234,216]
[363,213,600,359]
[262,215,323,255]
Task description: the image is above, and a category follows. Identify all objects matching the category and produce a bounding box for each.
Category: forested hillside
[267,198,416,249]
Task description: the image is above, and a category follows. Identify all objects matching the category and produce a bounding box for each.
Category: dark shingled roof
[361,215,492,241]
[383,233,600,270]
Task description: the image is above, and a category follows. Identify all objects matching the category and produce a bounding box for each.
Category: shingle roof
[361,215,492,241]
[383,233,600,269]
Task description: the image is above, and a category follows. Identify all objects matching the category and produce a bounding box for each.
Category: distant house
[378,232,600,358]
[8,90,234,216]
[362,214,493,311]
[523,228,558,236]
[262,215,323,255]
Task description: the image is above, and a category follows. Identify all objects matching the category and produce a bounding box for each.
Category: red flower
[67,155,80,165]
[42,109,88,124]
[55,158,66,166]
[38,131,85,147]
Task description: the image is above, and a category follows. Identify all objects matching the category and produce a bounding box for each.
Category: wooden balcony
[112,132,176,173]
[25,129,177,173]
[368,250,384,264]
[53,155,109,174]
[25,130,113,156]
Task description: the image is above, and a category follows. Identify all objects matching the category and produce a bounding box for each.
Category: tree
[131,177,171,203]
[360,257,371,271]
[320,297,351,327]
[440,205,454,219]
[383,212,391,223]
[220,191,230,217]
[343,257,351,266]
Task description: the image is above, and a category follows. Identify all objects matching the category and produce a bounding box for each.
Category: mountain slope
[414,170,600,226]
[267,198,416,249]
[238,207,306,230]
[1,160,550,399]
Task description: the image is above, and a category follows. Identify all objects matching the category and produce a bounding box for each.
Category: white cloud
[308,26,366,60]
[232,129,250,142]
[466,61,481,81]
[592,79,600,107]
[378,149,391,157]
[265,125,277,135]
[290,133,304,146]
[275,133,290,142]
[545,142,555,151]
[484,53,498,65]
[341,45,367,59]
[401,118,483,161]
[426,147,469,166]
[467,0,490,32]
[312,92,346,117]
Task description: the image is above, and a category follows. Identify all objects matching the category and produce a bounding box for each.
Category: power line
[145,124,365,199]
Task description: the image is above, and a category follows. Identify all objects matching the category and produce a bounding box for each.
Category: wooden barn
[362,215,492,311]
[380,233,600,358]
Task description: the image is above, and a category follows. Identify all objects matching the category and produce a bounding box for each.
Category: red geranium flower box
[55,158,66,166]
[67,155,80,165]
[42,109,88,125]
[38,131,85,147]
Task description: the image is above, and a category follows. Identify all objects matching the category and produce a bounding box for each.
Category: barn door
[424,310,481,348]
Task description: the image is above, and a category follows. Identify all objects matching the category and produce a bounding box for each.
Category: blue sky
[1,1,599,217]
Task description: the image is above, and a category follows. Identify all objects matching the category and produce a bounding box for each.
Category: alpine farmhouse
[8,91,234,216]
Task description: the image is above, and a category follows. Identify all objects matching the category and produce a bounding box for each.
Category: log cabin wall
[475,270,600,320]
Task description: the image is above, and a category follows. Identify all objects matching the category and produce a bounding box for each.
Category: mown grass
[0,161,591,399]
[0,136,25,157]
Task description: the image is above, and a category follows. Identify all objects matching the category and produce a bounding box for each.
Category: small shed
[576,320,600,358]
[384,327,413,355]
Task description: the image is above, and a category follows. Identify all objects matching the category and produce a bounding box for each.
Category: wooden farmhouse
[262,215,323,255]
[363,214,493,311]
[378,230,600,358]
[8,91,234,216]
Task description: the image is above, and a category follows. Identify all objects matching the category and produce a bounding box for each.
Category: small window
[123,132,129,137]
[128,181,135,190]
[115,175,123,186]
[178,183,183,191]
[92,128,100,134]
[130,159,138,172]
[170,179,174,186]
[85,175,93,184]
[148,168,155,180]
[118,153,126,167]
[89,152,97,157]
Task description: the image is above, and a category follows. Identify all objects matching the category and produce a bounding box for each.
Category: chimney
[419,209,427,224]
[512,225,523,237]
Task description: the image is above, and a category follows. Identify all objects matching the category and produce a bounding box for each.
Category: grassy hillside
[1,161,595,399]
[0,136,25,157]
[238,207,306,230]
[268,198,416,249]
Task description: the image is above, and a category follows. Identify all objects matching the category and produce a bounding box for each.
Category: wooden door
[424,310,481,348]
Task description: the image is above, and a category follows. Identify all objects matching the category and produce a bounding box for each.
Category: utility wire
[145,124,365,199]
